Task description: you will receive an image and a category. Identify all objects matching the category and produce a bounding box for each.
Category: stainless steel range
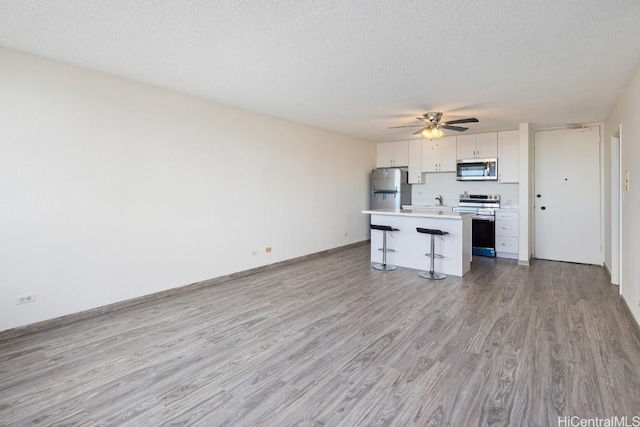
[453,193,500,257]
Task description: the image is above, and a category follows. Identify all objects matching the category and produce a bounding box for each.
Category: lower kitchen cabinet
[495,210,518,259]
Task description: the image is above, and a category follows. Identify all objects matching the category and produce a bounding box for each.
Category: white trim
[532,124,604,264]
[611,126,621,288]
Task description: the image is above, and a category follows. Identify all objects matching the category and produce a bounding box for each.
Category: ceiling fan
[389,112,479,139]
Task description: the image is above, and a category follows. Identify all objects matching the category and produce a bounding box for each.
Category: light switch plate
[625,170,630,191]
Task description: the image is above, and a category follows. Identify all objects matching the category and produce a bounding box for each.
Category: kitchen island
[362,208,473,276]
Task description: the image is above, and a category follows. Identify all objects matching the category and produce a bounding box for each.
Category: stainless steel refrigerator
[371,168,411,210]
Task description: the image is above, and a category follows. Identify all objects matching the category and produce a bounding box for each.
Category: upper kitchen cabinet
[376,141,409,168]
[422,136,456,173]
[497,130,519,183]
[456,132,498,160]
[408,139,423,183]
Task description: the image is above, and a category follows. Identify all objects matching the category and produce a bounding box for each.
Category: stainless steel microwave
[456,158,498,181]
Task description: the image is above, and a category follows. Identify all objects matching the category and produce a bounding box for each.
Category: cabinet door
[477,132,498,158]
[496,220,518,238]
[421,139,439,172]
[408,139,422,183]
[498,130,519,183]
[496,211,518,222]
[456,134,477,159]
[439,136,457,172]
[376,142,394,168]
[392,140,409,167]
[496,236,519,254]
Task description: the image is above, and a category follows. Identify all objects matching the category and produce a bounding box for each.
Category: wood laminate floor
[2,245,640,426]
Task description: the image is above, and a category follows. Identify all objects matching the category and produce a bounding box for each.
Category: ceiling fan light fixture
[421,126,443,140]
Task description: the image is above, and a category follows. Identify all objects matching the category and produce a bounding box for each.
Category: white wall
[0,48,376,331]
[604,64,640,325]
[411,173,519,208]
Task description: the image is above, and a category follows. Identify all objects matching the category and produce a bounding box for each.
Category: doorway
[534,126,602,264]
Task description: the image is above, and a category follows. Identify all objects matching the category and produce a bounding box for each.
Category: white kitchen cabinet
[376,141,409,168]
[408,139,423,183]
[440,137,457,171]
[496,210,518,259]
[421,139,439,172]
[422,136,456,172]
[456,134,476,159]
[456,132,497,159]
[497,130,519,183]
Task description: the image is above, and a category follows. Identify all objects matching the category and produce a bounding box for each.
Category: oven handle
[472,215,495,222]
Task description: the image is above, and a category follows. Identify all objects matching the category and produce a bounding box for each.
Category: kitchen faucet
[435,195,443,206]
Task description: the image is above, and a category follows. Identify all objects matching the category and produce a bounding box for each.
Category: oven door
[472,216,496,257]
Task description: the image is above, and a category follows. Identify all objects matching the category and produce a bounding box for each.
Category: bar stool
[416,227,449,280]
[370,224,399,271]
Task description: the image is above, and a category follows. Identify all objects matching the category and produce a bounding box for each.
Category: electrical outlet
[16,293,35,305]
[250,250,258,256]
[265,247,272,253]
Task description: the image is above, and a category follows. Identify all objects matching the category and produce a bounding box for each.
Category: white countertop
[362,208,473,220]
[402,204,454,211]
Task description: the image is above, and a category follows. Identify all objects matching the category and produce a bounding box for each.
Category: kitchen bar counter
[362,208,464,219]
[363,208,473,276]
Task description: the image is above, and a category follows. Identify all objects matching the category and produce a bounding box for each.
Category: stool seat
[370,224,399,271]
[416,227,448,280]
[416,228,449,236]
[371,224,399,232]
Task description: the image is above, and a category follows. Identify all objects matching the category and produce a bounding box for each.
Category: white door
[534,127,601,264]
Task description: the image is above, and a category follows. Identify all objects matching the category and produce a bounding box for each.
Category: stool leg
[373,230,397,271]
[419,234,446,280]
[382,230,387,266]
[429,234,436,274]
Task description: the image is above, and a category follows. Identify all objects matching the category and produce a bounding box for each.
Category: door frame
[611,126,622,290]
[532,123,604,263]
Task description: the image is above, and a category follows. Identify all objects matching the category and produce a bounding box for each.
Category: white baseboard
[496,252,518,260]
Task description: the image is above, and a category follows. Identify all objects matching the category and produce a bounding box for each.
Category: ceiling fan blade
[412,128,427,135]
[443,118,479,125]
[441,125,468,132]
[388,125,425,129]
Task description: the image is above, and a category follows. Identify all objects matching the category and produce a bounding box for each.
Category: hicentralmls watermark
[558,416,640,427]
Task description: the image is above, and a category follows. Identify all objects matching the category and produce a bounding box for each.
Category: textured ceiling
[1,0,640,142]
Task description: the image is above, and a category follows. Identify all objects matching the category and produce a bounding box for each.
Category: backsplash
[411,172,519,208]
